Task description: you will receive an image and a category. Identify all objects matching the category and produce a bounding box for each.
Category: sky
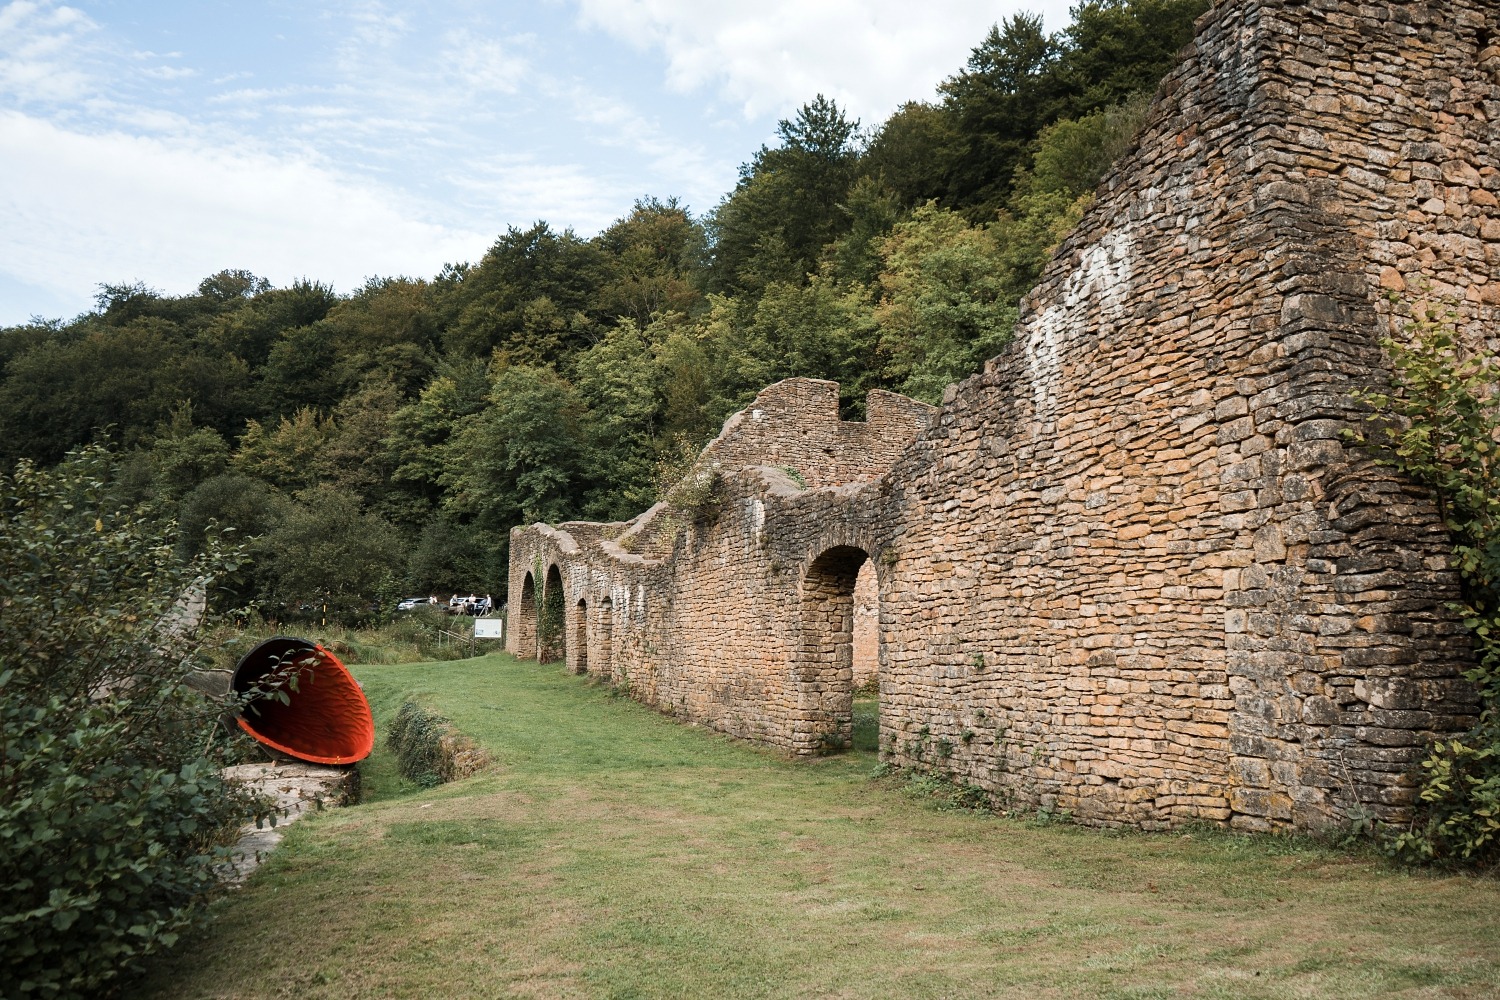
[0,0,1076,327]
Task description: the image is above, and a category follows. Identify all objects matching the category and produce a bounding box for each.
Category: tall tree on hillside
[708,95,862,294]
[0,318,251,463]
[860,101,961,210]
[203,278,336,371]
[441,365,589,531]
[939,13,1062,220]
[1055,0,1208,113]
[383,357,491,513]
[443,223,608,361]
[593,197,708,327]
[322,277,441,395]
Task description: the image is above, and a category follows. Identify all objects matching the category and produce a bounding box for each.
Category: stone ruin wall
[509,383,933,753]
[508,0,1497,832]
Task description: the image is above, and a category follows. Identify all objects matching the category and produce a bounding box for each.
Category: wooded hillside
[0,1,1207,617]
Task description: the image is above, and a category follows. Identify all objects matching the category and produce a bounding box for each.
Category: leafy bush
[0,445,265,999]
[1349,304,1500,863]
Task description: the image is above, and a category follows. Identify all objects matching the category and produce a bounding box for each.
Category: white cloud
[442,29,532,96]
[0,0,100,105]
[442,155,625,234]
[572,0,1078,123]
[141,64,196,80]
[0,111,490,319]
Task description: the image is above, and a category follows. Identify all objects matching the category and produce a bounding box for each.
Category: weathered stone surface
[220,762,358,884]
[507,0,1492,833]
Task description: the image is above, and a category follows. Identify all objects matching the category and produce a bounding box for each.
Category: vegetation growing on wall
[1351,305,1500,864]
[537,582,566,664]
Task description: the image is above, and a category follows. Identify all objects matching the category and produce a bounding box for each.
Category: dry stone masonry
[509,0,1497,833]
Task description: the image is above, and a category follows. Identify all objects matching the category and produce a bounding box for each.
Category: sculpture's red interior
[232,637,374,765]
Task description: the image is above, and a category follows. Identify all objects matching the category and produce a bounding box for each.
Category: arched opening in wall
[799,545,881,756]
[850,558,880,755]
[517,572,537,660]
[573,598,589,675]
[539,564,566,664]
[597,596,613,680]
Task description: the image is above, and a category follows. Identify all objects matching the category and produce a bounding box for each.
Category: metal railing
[434,627,477,658]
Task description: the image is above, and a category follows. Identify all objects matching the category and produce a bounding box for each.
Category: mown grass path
[136,654,1500,999]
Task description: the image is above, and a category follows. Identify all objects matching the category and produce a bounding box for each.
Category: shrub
[0,445,265,999]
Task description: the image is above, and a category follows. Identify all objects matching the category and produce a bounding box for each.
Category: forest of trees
[0,1,1207,619]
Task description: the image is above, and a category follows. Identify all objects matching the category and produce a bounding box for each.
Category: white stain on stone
[1024,225,1137,420]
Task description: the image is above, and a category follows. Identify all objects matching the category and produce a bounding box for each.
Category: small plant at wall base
[1348,302,1500,864]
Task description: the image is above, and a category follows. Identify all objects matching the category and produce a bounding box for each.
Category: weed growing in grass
[1031,803,1073,826]
[899,768,992,812]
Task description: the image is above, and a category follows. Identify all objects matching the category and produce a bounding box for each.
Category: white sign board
[474,618,504,640]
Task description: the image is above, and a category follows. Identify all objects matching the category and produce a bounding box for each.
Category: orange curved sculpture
[232,637,374,765]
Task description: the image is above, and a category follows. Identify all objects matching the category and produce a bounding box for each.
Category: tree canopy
[0,0,1208,616]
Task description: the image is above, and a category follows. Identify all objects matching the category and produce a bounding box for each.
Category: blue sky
[0,0,1074,326]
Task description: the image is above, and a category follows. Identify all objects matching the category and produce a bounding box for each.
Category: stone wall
[507,0,1492,833]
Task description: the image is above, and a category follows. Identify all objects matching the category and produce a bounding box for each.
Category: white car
[395,597,428,612]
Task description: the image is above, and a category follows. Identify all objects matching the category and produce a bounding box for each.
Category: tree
[313,379,405,512]
[1054,0,1209,114]
[442,365,589,531]
[1021,92,1151,201]
[258,322,343,418]
[443,223,609,360]
[253,485,405,617]
[708,96,862,293]
[384,357,491,510]
[594,197,708,328]
[571,320,667,520]
[203,279,336,371]
[939,13,1062,219]
[861,101,961,209]
[321,277,441,395]
[873,204,1019,401]
[233,407,337,496]
[0,318,250,464]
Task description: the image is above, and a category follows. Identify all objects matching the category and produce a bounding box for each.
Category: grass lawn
[133,653,1500,999]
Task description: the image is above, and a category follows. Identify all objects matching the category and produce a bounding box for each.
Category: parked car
[395,597,429,612]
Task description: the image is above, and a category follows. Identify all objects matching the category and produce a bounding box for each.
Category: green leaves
[1351,304,1500,864]
[0,445,264,999]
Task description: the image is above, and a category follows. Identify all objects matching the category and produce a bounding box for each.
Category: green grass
[133,653,1500,999]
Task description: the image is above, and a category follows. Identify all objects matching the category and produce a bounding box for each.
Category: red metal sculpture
[232,637,374,765]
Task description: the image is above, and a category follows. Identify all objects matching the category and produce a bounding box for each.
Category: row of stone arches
[568,596,614,678]
[510,563,618,679]
[513,544,883,757]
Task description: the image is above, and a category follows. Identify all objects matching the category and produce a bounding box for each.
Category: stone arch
[597,595,613,680]
[539,564,566,664]
[571,597,589,675]
[515,572,538,660]
[794,544,880,755]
